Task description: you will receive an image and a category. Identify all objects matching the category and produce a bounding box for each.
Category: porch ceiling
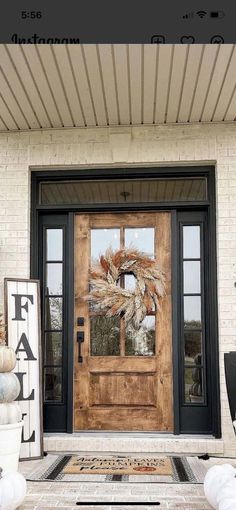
[0,44,236,132]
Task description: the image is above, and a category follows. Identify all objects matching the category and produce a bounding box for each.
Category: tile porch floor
[18,455,213,510]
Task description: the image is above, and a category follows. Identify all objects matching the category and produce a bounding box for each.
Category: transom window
[39,177,207,205]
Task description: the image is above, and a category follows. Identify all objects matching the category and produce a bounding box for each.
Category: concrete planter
[0,420,23,474]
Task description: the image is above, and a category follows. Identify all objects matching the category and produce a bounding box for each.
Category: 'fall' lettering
[12,294,34,321]
[15,372,35,401]
[21,413,35,443]
[15,333,37,361]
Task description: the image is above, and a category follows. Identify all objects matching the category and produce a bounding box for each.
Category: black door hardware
[77,331,84,363]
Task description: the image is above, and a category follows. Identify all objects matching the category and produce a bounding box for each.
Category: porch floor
[18,454,214,510]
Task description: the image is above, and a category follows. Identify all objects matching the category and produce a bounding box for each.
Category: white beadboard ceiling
[40,177,206,205]
[0,44,236,131]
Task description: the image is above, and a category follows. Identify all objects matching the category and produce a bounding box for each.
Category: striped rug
[26,453,236,484]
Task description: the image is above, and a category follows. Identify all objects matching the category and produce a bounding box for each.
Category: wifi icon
[197,10,207,18]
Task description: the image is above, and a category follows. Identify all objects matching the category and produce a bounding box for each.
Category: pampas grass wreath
[85,247,166,328]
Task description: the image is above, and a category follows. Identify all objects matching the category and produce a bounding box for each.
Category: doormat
[63,455,172,475]
[25,453,230,484]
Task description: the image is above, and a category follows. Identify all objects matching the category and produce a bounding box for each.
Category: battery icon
[210,11,225,18]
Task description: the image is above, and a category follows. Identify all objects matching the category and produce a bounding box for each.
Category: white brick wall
[0,122,236,455]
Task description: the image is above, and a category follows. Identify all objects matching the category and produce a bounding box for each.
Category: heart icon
[180,36,195,43]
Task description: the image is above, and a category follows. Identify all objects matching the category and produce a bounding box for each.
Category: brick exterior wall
[0,122,236,455]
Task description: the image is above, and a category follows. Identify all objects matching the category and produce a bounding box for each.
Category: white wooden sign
[5,278,43,460]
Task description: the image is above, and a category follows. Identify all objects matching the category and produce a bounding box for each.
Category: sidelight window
[181,225,205,404]
[43,228,64,403]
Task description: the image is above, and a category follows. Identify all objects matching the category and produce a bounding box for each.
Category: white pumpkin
[0,373,20,403]
[0,403,21,425]
[204,464,236,509]
[217,478,236,510]
[0,346,16,373]
[0,468,27,510]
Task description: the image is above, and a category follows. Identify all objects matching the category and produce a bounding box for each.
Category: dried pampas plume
[85,248,166,328]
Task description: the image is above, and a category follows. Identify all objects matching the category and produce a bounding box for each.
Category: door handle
[77,331,84,363]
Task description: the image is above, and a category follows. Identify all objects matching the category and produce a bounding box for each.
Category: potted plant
[0,315,24,474]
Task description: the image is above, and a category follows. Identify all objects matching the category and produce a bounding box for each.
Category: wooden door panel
[74,407,164,431]
[74,212,173,431]
[90,373,156,406]
[88,212,160,228]
[88,357,157,372]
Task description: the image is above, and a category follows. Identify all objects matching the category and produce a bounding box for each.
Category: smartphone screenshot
[0,2,235,510]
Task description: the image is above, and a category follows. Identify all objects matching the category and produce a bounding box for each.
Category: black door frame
[31,165,221,437]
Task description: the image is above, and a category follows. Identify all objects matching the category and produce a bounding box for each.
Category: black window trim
[31,165,221,437]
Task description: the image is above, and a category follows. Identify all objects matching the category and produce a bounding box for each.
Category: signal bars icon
[183,12,194,19]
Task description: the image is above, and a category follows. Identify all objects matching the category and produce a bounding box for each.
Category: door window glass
[90,228,120,355]
[46,263,63,295]
[43,228,64,403]
[44,367,62,402]
[91,229,120,264]
[182,225,205,404]
[184,296,202,327]
[90,316,120,356]
[184,331,202,365]
[46,229,63,261]
[184,261,201,294]
[125,228,155,257]
[185,367,204,404]
[45,297,63,330]
[183,226,200,259]
[90,226,156,357]
[44,332,62,365]
[126,316,155,356]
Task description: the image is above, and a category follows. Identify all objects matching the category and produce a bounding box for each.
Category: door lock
[77,317,85,326]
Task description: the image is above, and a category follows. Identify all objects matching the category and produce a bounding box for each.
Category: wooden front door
[74,212,173,431]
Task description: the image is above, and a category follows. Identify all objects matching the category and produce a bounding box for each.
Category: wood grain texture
[155,213,173,431]
[74,212,173,431]
[89,357,157,373]
[90,373,156,406]
[74,407,165,431]
[74,215,90,419]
